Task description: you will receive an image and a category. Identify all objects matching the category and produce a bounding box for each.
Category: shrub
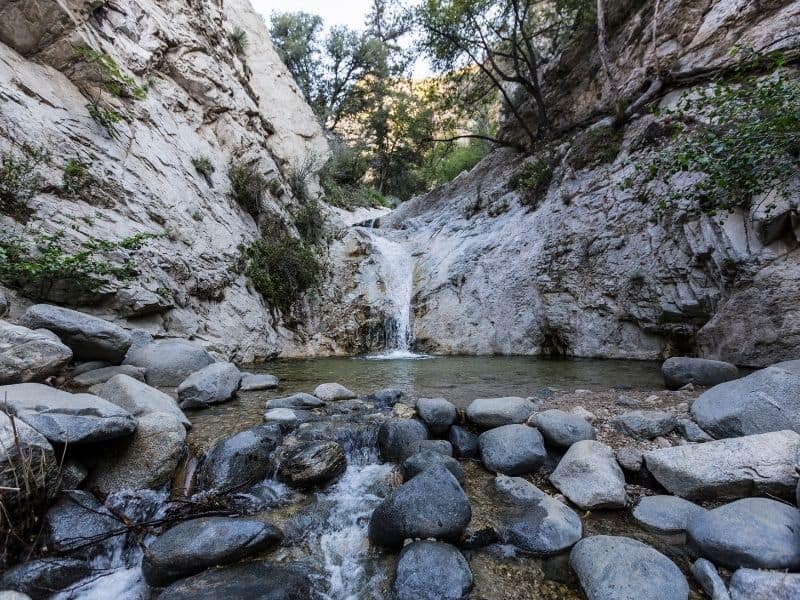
[86,96,123,139]
[63,158,92,194]
[293,199,326,245]
[228,160,269,218]
[509,158,553,209]
[228,27,248,56]
[73,45,146,100]
[321,177,390,210]
[287,154,320,202]
[0,146,48,222]
[192,156,215,185]
[570,124,624,170]
[420,140,489,189]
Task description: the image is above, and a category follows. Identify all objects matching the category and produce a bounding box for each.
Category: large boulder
[142,517,283,587]
[0,383,136,444]
[686,498,800,571]
[729,568,800,600]
[416,397,457,434]
[368,465,471,548]
[549,440,628,510]
[644,430,800,500]
[570,535,689,600]
[0,558,92,600]
[313,382,355,401]
[403,450,465,484]
[631,495,706,535]
[610,410,678,440]
[69,365,146,388]
[123,339,214,387]
[42,491,119,555]
[0,321,72,384]
[19,305,131,363]
[377,418,428,462]
[449,425,479,459]
[529,409,596,448]
[98,374,190,428]
[478,424,547,475]
[177,362,241,409]
[196,424,282,492]
[276,441,346,488]
[662,357,739,390]
[239,373,279,391]
[466,397,534,428]
[265,393,325,410]
[0,412,58,509]
[393,541,472,600]
[691,361,800,437]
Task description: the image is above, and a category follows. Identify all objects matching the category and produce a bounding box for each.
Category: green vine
[73,46,147,100]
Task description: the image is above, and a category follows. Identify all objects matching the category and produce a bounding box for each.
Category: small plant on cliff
[86,96,123,139]
[570,124,625,171]
[228,160,269,219]
[228,27,249,56]
[73,45,147,100]
[192,156,215,185]
[62,158,93,194]
[0,146,49,222]
[293,199,326,246]
[510,158,553,209]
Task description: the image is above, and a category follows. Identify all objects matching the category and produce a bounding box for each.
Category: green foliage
[62,158,92,194]
[570,124,624,170]
[86,96,123,139]
[0,146,48,222]
[73,45,146,100]
[320,144,389,208]
[420,140,489,189]
[510,158,553,208]
[192,156,215,185]
[228,27,249,56]
[228,160,268,218]
[287,154,320,202]
[293,199,326,245]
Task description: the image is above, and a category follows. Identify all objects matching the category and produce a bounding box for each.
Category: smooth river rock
[313,382,356,401]
[631,495,706,535]
[478,424,547,475]
[729,568,800,600]
[549,440,628,509]
[610,410,678,440]
[98,374,190,428]
[466,397,534,428]
[276,441,346,488]
[0,321,72,384]
[124,339,214,387]
[449,425,479,459]
[177,362,241,409]
[69,365,146,387]
[196,424,282,492]
[0,558,92,600]
[529,409,596,448]
[377,418,428,462]
[416,397,457,434]
[393,541,472,600]
[239,373,279,391]
[265,392,325,410]
[690,559,730,600]
[403,450,465,483]
[662,357,739,390]
[42,491,119,555]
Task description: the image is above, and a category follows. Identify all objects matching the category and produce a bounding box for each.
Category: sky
[250,0,374,30]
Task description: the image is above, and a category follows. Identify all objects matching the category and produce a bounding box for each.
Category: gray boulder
[263,408,316,430]
[377,418,428,462]
[368,465,471,548]
[677,419,713,442]
[239,373,279,391]
[0,289,7,317]
[178,362,241,409]
[610,410,678,440]
[449,425,479,459]
[0,383,136,444]
[466,397,534,428]
[686,498,800,571]
[19,304,131,363]
[662,357,739,390]
[124,339,214,387]
[42,491,119,555]
[142,517,283,587]
[416,397,457,434]
[364,388,406,407]
[0,321,72,384]
[0,413,57,509]
[529,409,596,448]
[478,424,547,475]
[403,450,465,484]
[98,374,190,428]
[729,568,800,600]
[313,382,356,401]
[196,424,282,492]
[550,440,628,510]
[632,495,706,535]
[419,439,453,455]
[276,441,346,488]
[570,535,689,600]
[265,393,325,410]
[690,559,730,600]
[70,365,146,387]
[0,558,92,600]
[71,361,111,377]
[393,541,472,600]
[644,430,800,500]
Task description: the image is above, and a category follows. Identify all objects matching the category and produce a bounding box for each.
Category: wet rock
[418,439,453,455]
[19,305,132,363]
[142,517,283,587]
[0,558,92,600]
[549,440,627,510]
[239,373,279,391]
[369,465,471,548]
[529,409,596,448]
[70,365,146,387]
[0,592,31,600]
[644,430,800,500]
[632,495,706,535]
[197,424,282,492]
[691,361,800,437]
[364,388,406,407]
[0,321,72,384]
[313,382,356,401]
[98,374,190,428]
[377,418,428,462]
[570,535,689,600]
[403,450,465,483]
[677,419,713,443]
[276,441,346,488]
[123,339,214,387]
[690,559,730,600]
[449,425,479,459]
[393,541,472,600]
[493,475,582,556]
[416,397,457,434]
[42,491,119,555]
[263,408,316,431]
[478,424,547,475]
[265,392,325,410]
[610,410,678,440]
[729,568,800,600]
[0,383,136,444]
[686,498,800,571]
[178,362,241,409]
[466,397,534,428]
[0,412,58,508]
[662,357,739,390]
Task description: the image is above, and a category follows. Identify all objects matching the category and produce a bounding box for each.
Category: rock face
[662,357,739,390]
[632,495,706,535]
[177,362,241,409]
[0,321,72,384]
[377,419,429,462]
[610,410,678,440]
[729,568,800,600]
[416,397,457,434]
[529,409,595,448]
[276,441,346,488]
[478,424,547,475]
[466,397,534,428]
[549,440,627,509]
[124,340,215,387]
[197,424,282,492]
[98,374,190,428]
[393,541,472,600]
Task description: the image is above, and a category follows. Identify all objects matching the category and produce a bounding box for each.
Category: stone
[123,339,215,387]
[364,388,407,407]
[70,364,146,387]
[263,408,316,430]
[571,406,598,424]
[493,475,582,556]
[644,430,800,500]
[416,397,457,434]
[549,440,627,510]
[377,418,428,462]
[449,425,479,459]
[0,383,137,444]
[632,495,706,535]
[276,441,346,488]
[662,357,739,390]
[478,424,547,475]
[529,409,596,448]
[615,446,658,488]
[0,290,7,318]
[403,450,465,483]
[368,465,471,548]
[0,558,92,600]
[197,424,282,492]
[691,361,800,438]
[393,541,472,600]
[677,419,713,442]
[239,373,279,391]
[0,592,31,600]
[142,517,283,587]
[177,362,241,409]
[610,410,678,440]
[690,559,730,600]
[42,491,119,555]
[686,498,800,571]
[98,374,190,428]
[71,361,111,377]
[466,397,534,428]
[0,412,58,509]
[729,568,800,600]
[393,402,417,419]
[0,321,72,384]
[418,439,453,455]
[265,392,325,409]
[19,305,131,363]
[313,382,356,401]
[59,459,88,490]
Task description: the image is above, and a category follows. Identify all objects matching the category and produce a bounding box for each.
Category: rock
[0,383,137,444]
[403,450,465,484]
[644,430,800,500]
[419,439,453,455]
[368,465,471,548]
[19,305,131,363]
[0,321,72,384]
[729,568,800,600]
[662,357,739,390]
[632,495,706,535]
[0,592,31,600]
[265,392,325,409]
[691,361,800,438]
[466,397,534,428]
[71,361,111,377]
[393,402,417,419]
[570,535,689,600]
[0,290,7,318]
[123,339,215,387]
[677,419,713,443]
[364,388,407,407]
[449,425,479,459]
[493,475,582,556]
[0,412,58,509]
[142,517,283,587]
[686,498,800,571]
[690,559,730,600]
[239,373,279,391]
[98,374,190,428]
[571,406,598,424]
[42,491,119,555]
[59,459,88,490]
[393,541,472,600]
[478,424,547,475]
[529,409,596,448]
[416,397,457,434]
[197,424,282,492]
[377,418,428,462]
[610,410,678,440]
[178,362,241,409]
[263,408,316,430]
[615,446,658,488]
[276,441,346,488]
[549,440,627,510]
[70,364,147,387]
[0,558,92,600]
[313,382,356,401]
